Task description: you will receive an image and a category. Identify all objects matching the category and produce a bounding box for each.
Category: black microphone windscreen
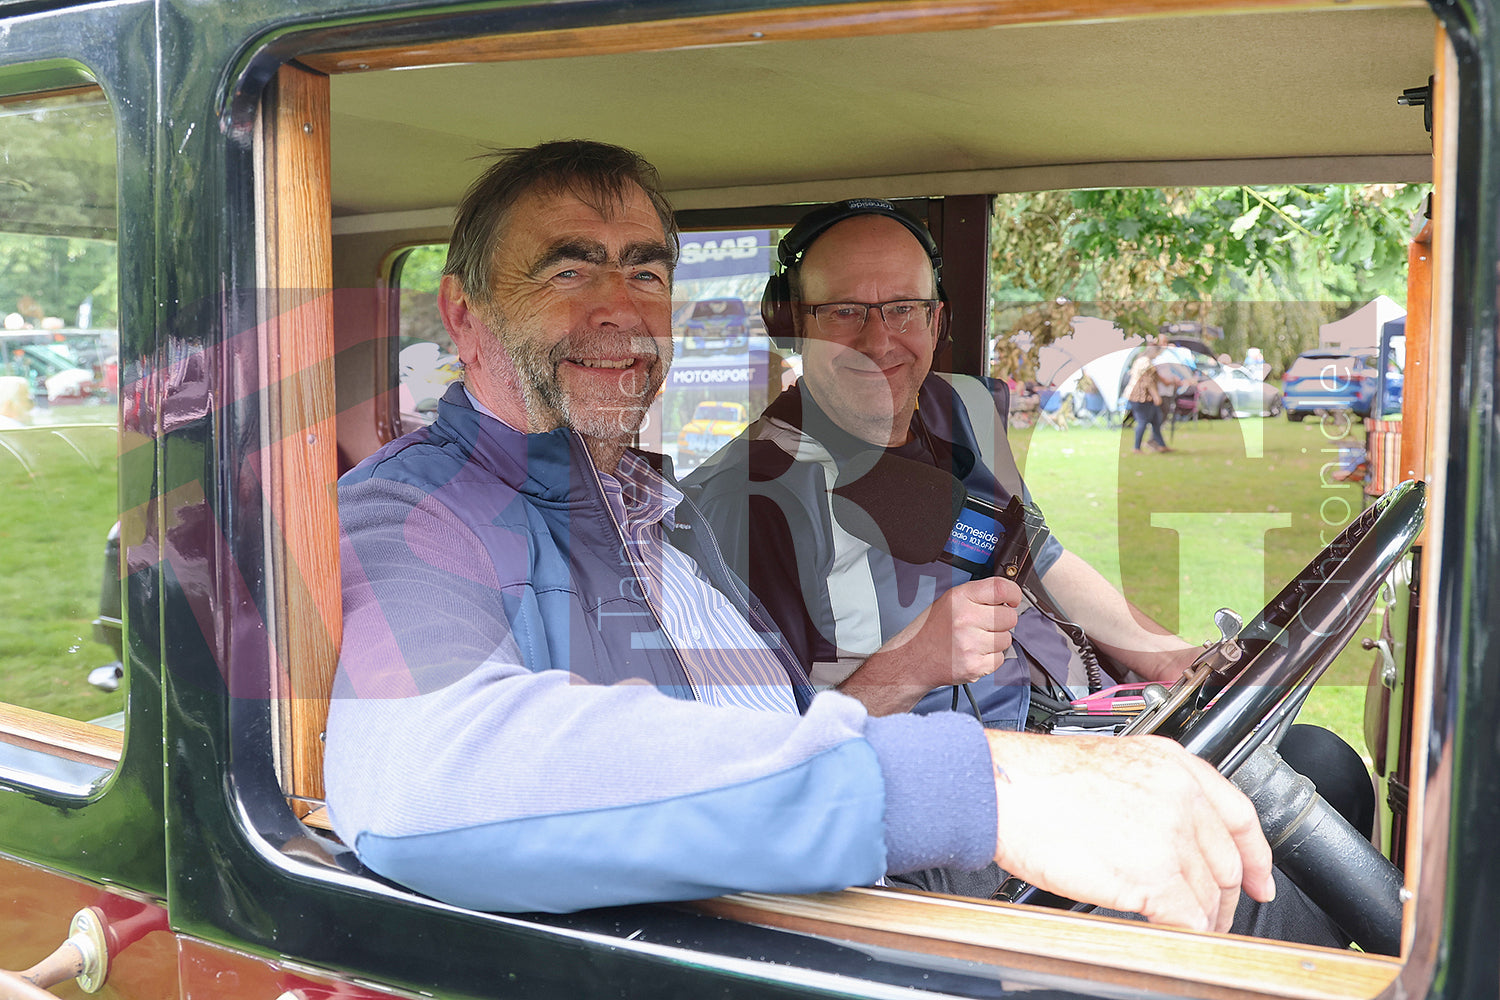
[830,451,967,564]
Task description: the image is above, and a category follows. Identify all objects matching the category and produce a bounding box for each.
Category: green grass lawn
[1012,410,1382,761]
[1,418,125,721]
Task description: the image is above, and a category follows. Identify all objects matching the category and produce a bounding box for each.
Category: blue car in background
[1369,317,1407,419]
[678,297,750,353]
[1283,334,1403,421]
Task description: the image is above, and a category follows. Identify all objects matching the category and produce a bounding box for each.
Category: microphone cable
[950,678,984,721]
[1021,593,1106,695]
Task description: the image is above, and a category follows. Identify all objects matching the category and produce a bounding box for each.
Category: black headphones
[761,198,951,352]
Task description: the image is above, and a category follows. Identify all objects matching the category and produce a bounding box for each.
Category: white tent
[1319,296,1406,349]
[1034,316,1145,411]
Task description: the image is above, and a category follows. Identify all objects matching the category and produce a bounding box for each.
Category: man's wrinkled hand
[838,576,1022,715]
[886,575,1023,687]
[983,731,1275,933]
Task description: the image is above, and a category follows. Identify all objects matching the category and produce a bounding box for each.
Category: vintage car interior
[0,0,1468,997]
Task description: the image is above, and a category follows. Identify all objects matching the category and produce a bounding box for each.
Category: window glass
[0,87,122,730]
[393,244,458,432]
[986,183,1427,777]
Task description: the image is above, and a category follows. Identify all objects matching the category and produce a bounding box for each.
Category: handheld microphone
[829,451,1103,706]
[827,450,964,565]
[828,451,1039,582]
[828,451,1045,722]
[940,492,1037,582]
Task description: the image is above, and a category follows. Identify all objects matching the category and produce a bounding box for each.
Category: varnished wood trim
[1399,25,1441,506]
[1400,220,1431,489]
[300,803,334,831]
[1393,23,1455,999]
[263,64,342,803]
[298,0,1423,75]
[695,889,1400,1000]
[0,704,122,771]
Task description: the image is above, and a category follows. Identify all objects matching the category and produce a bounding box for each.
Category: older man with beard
[324,141,1279,937]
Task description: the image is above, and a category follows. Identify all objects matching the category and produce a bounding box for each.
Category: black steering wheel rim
[1000,481,1425,955]
[1156,479,1425,956]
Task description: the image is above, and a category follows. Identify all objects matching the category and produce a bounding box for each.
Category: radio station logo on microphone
[946,507,1003,563]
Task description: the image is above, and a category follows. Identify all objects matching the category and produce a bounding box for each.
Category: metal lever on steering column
[1201,606,1246,675]
[1214,607,1242,643]
[1117,606,1248,740]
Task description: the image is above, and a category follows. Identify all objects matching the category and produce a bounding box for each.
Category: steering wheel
[1002,480,1426,956]
[1146,478,1425,764]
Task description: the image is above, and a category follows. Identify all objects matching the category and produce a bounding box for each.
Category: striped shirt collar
[601,450,682,533]
[464,383,680,529]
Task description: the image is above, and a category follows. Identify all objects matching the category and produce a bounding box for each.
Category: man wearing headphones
[685,199,1200,730]
[684,198,1364,940]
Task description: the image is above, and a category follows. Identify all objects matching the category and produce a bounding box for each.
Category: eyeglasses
[800,299,939,338]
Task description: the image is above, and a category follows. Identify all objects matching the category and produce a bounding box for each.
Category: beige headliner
[326,1,1436,227]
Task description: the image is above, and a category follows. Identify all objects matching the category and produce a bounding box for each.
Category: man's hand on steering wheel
[983,481,1424,955]
[982,730,1276,932]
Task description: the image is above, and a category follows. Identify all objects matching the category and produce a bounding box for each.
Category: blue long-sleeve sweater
[323,383,998,913]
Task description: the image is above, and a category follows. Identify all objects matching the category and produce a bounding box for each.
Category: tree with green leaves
[988,184,1428,379]
[0,88,118,330]
[0,235,117,329]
